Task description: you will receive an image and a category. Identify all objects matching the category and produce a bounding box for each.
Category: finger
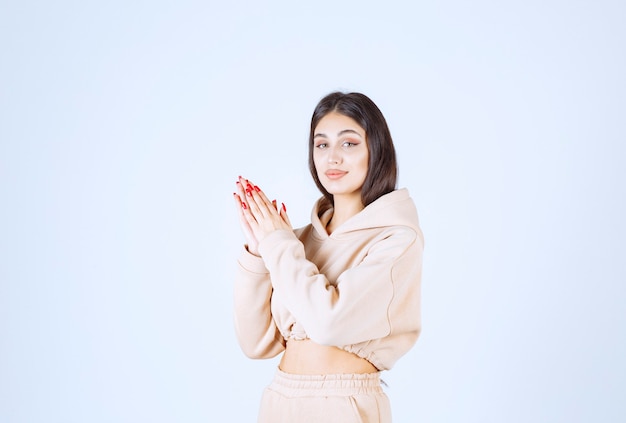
[235,180,249,208]
[238,180,265,220]
[239,175,254,191]
[233,192,247,214]
[239,176,261,200]
[245,184,278,220]
[233,192,249,226]
[234,192,256,226]
[254,185,276,213]
[280,203,292,227]
[242,203,258,227]
[236,182,261,224]
[240,177,276,219]
[243,185,265,218]
[249,189,275,219]
[233,192,244,214]
[239,178,257,202]
[237,176,254,201]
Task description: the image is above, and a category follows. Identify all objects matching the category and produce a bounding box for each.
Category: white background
[1,1,625,422]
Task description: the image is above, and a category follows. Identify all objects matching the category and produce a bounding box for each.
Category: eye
[343,141,359,147]
[315,143,327,149]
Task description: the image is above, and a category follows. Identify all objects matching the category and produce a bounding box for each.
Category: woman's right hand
[234,176,290,256]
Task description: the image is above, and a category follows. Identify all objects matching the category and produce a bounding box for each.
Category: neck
[326,193,363,234]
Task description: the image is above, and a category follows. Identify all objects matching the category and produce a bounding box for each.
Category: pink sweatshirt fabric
[233,188,424,371]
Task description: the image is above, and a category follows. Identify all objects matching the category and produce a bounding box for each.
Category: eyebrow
[313,129,363,139]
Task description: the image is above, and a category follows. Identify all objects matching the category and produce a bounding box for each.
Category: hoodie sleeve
[257,227,423,347]
[233,247,286,359]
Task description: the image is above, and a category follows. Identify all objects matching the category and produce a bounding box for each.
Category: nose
[327,146,342,165]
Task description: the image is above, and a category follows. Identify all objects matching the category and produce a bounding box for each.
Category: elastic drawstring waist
[268,368,383,397]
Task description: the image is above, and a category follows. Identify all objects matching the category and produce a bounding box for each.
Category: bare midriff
[279,339,378,375]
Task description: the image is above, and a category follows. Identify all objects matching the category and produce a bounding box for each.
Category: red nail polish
[282,203,286,212]
[242,202,247,209]
[254,185,260,192]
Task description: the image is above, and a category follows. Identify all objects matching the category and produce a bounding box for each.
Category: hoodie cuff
[258,230,298,259]
[238,245,269,274]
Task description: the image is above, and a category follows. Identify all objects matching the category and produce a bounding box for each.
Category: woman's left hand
[234,176,292,245]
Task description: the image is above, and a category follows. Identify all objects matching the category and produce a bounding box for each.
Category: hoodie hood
[310,188,420,240]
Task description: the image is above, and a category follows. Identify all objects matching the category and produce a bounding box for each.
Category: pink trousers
[257,368,392,423]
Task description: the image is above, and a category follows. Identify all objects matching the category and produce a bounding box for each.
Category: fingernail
[254,185,260,192]
[282,203,286,212]
[272,199,277,208]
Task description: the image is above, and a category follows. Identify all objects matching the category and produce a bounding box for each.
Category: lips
[325,169,348,180]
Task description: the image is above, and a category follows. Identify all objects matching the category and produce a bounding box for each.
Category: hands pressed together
[233,176,292,256]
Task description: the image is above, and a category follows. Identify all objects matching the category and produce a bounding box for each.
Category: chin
[325,187,362,198]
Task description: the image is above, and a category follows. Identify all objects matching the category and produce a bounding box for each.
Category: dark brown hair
[308,91,398,212]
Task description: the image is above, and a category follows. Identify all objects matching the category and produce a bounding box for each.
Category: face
[313,112,369,202]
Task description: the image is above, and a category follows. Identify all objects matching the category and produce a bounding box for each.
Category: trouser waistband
[268,368,384,397]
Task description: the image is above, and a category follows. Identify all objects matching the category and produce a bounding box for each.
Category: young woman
[232,92,424,422]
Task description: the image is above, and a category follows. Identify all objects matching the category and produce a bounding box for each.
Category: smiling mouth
[325,170,347,180]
